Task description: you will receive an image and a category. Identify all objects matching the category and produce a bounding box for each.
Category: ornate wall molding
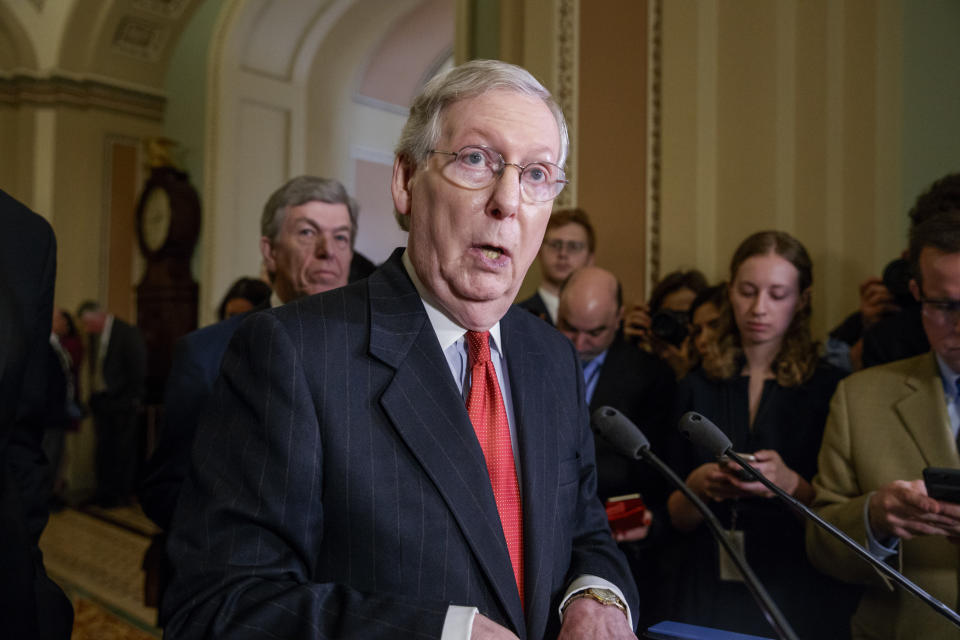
[646,0,663,284]
[553,0,663,287]
[555,0,577,208]
[0,74,165,120]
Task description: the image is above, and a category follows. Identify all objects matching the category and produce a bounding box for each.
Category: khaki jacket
[808,352,960,639]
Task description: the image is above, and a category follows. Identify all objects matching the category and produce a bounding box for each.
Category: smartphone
[923,467,960,503]
[718,453,758,481]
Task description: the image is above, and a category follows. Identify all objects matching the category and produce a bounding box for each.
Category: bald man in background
[558,266,676,630]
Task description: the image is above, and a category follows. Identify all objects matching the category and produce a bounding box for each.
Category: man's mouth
[477,244,507,260]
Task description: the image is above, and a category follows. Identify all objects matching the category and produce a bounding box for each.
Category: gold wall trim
[647,0,663,283]
[0,74,165,121]
[555,0,577,209]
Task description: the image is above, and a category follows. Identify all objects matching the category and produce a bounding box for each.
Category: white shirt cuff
[559,575,634,631]
[441,605,477,640]
[863,492,899,559]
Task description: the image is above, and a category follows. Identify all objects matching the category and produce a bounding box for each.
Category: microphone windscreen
[678,411,732,456]
[591,406,649,459]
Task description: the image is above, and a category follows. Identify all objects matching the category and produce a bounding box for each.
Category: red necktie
[465,330,524,605]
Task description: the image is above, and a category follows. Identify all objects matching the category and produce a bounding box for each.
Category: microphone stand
[636,448,800,640]
[723,449,960,629]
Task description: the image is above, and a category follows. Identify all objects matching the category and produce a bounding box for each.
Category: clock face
[142,188,172,252]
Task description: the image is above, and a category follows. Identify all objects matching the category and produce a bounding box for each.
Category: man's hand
[558,596,634,639]
[471,614,519,639]
[868,479,960,540]
[612,509,653,543]
[859,277,900,327]
[623,303,651,342]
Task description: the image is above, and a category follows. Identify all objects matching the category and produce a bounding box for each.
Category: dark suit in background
[861,304,928,369]
[162,250,637,638]
[587,332,676,631]
[588,333,676,503]
[0,189,73,638]
[139,312,246,530]
[518,290,552,324]
[89,317,146,506]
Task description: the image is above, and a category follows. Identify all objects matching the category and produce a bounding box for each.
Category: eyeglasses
[429,145,568,203]
[918,291,960,326]
[543,239,588,254]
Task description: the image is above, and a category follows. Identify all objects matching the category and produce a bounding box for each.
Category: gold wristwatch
[561,587,628,618]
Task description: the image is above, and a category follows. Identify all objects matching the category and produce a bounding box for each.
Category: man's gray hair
[394,59,569,231]
[261,176,359,245]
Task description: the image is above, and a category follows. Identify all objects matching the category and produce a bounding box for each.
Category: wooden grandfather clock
[135,138,201,404]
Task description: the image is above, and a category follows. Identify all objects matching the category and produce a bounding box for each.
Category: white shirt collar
[269,290,283,309]
[537,286,559,324]
[401,250,502,353]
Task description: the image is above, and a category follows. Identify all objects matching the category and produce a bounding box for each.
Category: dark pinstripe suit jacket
[0,190,73,638]
[163,249,637,639]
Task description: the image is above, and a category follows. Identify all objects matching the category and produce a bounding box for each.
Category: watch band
[560,587,628,618]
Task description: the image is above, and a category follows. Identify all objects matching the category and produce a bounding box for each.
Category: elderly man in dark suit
[0,189,73,638]
[77,300,147,507]
[162,60,638,639]
[140,175,358,531]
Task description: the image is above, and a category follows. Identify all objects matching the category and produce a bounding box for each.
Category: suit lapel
[895,353,959,468]
[501,307,558,637]
[368,251,526,632]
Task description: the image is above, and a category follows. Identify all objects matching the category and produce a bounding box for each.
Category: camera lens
[651,309,689,347]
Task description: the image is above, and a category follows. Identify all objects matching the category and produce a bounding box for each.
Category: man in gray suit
[163,59,637,639]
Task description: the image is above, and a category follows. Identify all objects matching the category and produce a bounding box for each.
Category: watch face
[589,588,617,604]
[142,188,172,252]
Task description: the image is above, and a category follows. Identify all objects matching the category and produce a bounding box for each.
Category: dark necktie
[464,330,524,605]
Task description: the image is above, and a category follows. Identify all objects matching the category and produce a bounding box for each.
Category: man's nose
[486,166,522,219]
[574,333,590,352]
[314,233,329,256]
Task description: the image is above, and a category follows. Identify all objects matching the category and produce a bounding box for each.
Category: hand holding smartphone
[923,467,960,503]
[718,453,758,481]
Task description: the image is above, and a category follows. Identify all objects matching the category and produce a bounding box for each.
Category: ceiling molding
[112,14,169,61]
[0,73,165,120]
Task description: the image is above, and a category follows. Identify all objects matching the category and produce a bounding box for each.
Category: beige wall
[660,0,904,339]
[578,0,649,309]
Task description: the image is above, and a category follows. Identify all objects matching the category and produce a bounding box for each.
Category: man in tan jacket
[809,209,960,639]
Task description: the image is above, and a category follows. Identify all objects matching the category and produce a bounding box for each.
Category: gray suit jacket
[808,352,960,639]
[162,249,636,639]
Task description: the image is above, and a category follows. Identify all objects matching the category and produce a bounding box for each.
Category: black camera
[650,309,689,347]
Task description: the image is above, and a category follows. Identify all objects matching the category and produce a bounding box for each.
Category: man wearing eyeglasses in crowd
[162,59,637,640]
[808,206,960,639]
[518,208,596,325]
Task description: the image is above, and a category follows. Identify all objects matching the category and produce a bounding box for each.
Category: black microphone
[591,406,799,640]
[678,411,960,630]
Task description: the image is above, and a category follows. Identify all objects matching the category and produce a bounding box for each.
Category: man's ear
[392,155,415,217]
[909,278,921,302]
[260,236,276,273]
[586,252,596,267]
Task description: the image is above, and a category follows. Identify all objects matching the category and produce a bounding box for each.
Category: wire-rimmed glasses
[429,145,568,203]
